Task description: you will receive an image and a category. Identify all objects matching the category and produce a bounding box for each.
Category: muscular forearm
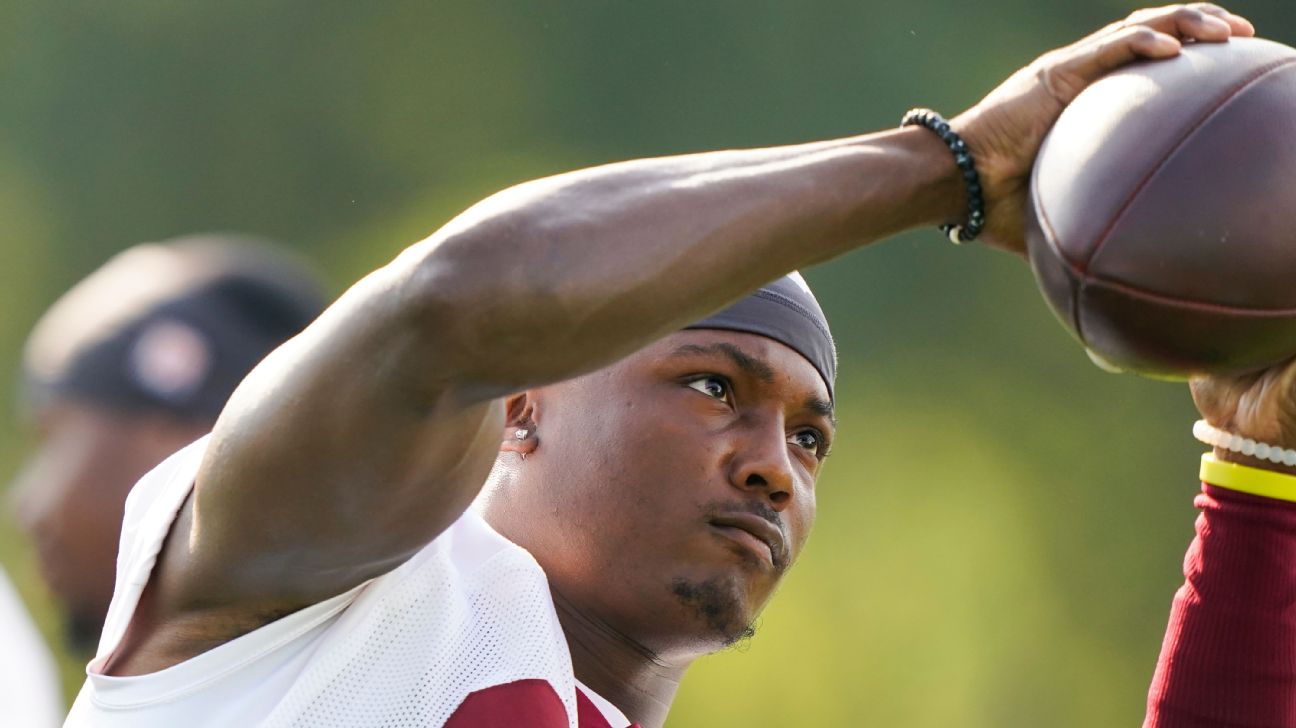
[396,127,963,396]
[1146,484,1296,727]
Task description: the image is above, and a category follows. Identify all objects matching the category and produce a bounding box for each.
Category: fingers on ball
[1124,5,1234,41]
[1075,26,1180,76]
[1188,4,1257,36]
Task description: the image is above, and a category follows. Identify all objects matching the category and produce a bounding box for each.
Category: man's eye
[790,430,827,456]
[686,376,731,402]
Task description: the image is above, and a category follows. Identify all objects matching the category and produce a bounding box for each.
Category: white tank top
[65,437,630,727]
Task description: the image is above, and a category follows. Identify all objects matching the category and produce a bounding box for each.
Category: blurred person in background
[9,234,326,663]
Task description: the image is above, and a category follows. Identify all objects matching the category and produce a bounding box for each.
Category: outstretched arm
[117,5,1253,673]
[1146,362,1296,726]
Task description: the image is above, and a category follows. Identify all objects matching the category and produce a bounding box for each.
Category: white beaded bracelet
[1193,419,1296,467]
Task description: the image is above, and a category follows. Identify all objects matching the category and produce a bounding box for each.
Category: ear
[500,391,539,456]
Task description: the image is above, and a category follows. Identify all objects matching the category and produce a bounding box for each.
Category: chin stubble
[670,576,757,647]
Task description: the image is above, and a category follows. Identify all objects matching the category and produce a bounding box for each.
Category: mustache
[701,498,790,564]
[703,497,782,526]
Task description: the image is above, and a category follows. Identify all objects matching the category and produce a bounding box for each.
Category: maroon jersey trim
[445,678,640,727]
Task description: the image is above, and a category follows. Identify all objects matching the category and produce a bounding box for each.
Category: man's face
[10,400,205,650]
[485,329,835,661]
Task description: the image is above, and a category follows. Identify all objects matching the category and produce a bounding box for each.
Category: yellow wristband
[1200,452,1296,502]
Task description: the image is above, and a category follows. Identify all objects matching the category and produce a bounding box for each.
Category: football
[1027,37,1296,379]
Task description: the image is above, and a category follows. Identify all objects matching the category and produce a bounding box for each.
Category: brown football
[1026,37,1296,379]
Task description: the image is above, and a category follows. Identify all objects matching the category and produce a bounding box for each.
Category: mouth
[708,513,786,570]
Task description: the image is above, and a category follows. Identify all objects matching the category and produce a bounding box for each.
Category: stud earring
[514,428,528,440]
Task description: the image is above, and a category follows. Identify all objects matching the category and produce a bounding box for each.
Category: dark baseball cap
[21,234,328,420]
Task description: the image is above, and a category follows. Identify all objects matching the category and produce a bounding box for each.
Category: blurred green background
[1,1,1290,725]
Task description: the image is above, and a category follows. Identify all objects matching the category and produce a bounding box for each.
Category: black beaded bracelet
[900,108,985,244]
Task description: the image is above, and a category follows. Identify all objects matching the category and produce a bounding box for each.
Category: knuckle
[1028,47,1067,76]
[1122,25,1158,43]
[1034,64,1074,105]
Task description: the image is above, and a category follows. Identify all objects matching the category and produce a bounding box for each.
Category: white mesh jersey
[66,437,632,728]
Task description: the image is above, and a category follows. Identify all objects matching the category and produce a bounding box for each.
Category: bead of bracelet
[900,108,986,244]
[1193,419,1296,467]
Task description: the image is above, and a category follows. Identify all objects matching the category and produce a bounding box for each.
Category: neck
[552,587,686,728]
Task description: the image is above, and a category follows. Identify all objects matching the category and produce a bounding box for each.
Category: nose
[728,417,796,511]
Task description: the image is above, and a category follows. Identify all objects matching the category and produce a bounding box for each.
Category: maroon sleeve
[1145,484,1296,727]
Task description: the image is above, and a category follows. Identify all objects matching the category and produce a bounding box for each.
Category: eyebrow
[804,395,838,430]
[670,343,776,383]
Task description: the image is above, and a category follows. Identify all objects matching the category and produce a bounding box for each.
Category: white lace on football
[1193,420,1296,467]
